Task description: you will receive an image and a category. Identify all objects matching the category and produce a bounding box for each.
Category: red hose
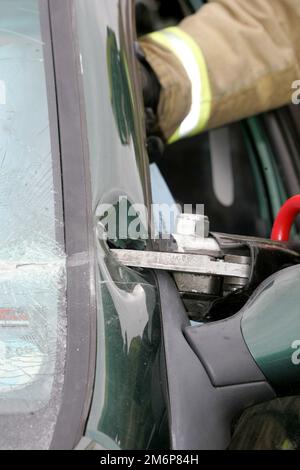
[271,195,300,242]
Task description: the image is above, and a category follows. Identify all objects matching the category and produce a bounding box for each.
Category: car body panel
[71,0,167,450]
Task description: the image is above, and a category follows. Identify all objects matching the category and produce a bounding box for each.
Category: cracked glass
[0,0,66,449]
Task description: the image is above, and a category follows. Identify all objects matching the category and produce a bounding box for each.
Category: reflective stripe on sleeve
[148,27,212,143]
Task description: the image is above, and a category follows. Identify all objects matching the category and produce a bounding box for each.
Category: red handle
[271,195,300,242]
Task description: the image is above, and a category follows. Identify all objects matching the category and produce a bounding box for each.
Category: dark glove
[136,42,160,112]
[135,42,166,164]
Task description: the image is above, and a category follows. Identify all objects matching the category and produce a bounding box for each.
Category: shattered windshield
[0,0,66,449]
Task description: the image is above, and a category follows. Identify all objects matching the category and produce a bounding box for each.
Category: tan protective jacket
[140,0,300,142]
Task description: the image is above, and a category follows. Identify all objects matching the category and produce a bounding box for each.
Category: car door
[47,0,169,450]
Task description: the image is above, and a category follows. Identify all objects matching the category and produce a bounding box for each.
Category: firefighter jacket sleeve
[139,0,300,143]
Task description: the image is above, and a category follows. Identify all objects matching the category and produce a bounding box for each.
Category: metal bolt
[175,214,210,238]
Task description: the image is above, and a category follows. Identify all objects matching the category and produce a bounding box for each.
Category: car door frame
[39,0,97,450]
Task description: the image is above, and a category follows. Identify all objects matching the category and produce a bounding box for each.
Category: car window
[0,0,66,449]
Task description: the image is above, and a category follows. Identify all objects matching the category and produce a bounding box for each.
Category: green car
[0,0,300,450]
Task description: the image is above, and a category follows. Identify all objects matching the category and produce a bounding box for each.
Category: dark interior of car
[135,0,300,452]
[136,0,300,240]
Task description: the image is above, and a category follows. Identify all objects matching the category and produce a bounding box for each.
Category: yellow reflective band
[148,27,212,143]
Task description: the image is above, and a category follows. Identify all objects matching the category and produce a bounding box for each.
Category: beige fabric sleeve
[139,0,300,140]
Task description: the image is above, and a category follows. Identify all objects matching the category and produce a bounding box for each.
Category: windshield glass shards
[0,0,66,450]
